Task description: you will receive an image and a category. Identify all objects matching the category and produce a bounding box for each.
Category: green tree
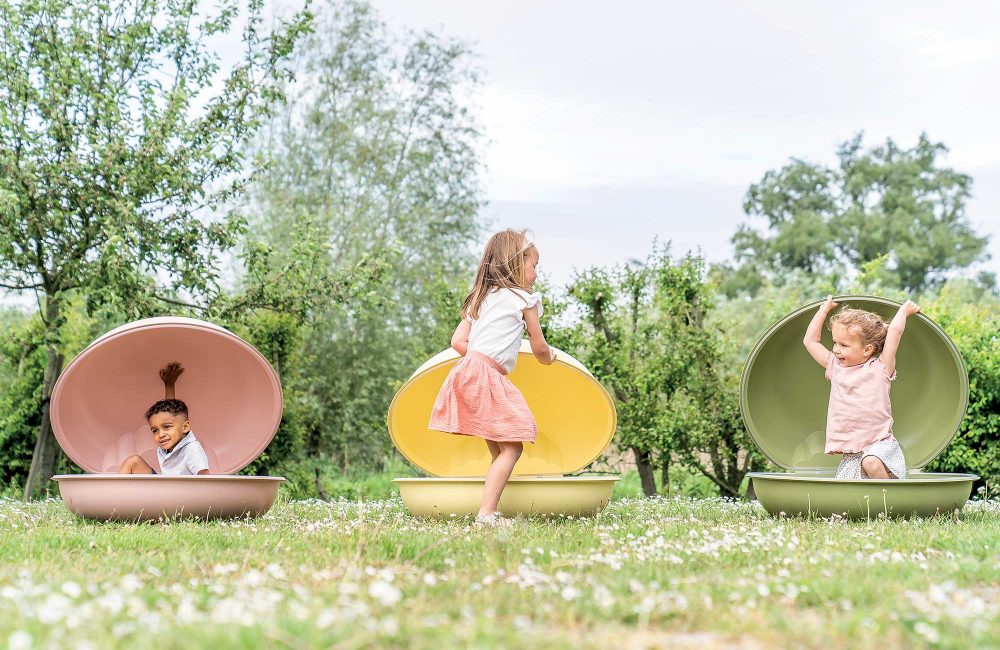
[553,246,764,497]
[0,318,43,493]
[246,0,483,471]
[0,0,313,497]
[0,298,114,492]
[730,133,989,294]
[924,283,1000,490]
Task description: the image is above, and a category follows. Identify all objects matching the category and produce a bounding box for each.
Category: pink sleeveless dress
[825,354,906,479]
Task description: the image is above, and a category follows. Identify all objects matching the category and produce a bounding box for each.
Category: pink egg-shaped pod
[51,316,283,475]
[50,317,286,522]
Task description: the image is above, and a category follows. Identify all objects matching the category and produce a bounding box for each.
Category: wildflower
[315,608,338,628]
[379,616,399,635]
[913,622,940,644]
[120,574,143,593]
[8,631,32,650]
[61,581,82,598]
[368,580,402,606]
[593,585,616,609]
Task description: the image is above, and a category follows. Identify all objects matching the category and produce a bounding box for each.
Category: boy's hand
[160,362,184,386]
[900,300,920,317]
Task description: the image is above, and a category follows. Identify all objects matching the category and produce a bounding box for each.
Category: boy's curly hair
[828,306,889,355]
[145,399,189,421]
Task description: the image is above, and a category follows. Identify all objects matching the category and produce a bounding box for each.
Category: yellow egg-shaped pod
[387,342,617,477]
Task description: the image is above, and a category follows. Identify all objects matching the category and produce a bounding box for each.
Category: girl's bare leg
[861,455,892,479]
[119,455,155,474]
[478,441,522,517]
[485,440,501,464]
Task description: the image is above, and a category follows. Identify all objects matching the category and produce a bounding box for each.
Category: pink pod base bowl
[57,475,284,522]
[50,317,285,522]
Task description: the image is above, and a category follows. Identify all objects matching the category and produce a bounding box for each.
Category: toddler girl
[802,296,920,480]
[428,229,557,527]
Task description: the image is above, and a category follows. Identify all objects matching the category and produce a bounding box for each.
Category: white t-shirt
[466,288,542,373]
[156,430,210,475]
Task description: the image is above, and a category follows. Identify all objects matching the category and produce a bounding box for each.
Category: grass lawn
[1,494,997,649]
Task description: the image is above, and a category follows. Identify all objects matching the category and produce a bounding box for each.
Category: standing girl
[429,229,557,527]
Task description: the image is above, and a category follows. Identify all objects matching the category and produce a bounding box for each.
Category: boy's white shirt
[156,430,210,475]
[466,287,542,374]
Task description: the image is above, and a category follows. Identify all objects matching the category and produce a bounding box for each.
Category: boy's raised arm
[803,296,837,367]
[160,362,184,399]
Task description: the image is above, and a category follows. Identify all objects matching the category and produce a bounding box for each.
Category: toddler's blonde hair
[462,229,536,320]
[828,306,889,355]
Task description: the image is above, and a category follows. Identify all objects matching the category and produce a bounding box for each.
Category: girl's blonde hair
[828,306,889,355]
[462,229,537,320]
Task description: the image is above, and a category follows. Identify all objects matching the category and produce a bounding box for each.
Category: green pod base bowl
[749,472,978,519]
[394,475,619,519]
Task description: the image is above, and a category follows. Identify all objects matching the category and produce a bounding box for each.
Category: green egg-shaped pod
[742,296,978,518]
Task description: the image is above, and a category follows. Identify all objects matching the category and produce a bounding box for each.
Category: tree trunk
[23,346,64,500]
[660,460,670,497]
[632,447,656,497]
[314,466,329,500]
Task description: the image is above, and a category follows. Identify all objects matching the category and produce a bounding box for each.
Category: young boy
[119,362,210,475]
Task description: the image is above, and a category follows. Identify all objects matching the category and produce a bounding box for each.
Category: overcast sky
[370,0,1000,288]
[4,1,997,309]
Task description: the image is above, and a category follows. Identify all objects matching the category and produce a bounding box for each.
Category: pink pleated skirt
[428,351,538,443]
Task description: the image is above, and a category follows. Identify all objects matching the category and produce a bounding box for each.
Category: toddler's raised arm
[803,296,837,367]
[159,362,184,399]
[880,300,920,377]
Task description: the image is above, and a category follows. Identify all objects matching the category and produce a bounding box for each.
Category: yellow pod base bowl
[749,471,978,519]
[55,475,284,522]
[394,476,619,519]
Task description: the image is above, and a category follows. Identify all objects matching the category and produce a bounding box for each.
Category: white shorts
[835,436,907,480]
